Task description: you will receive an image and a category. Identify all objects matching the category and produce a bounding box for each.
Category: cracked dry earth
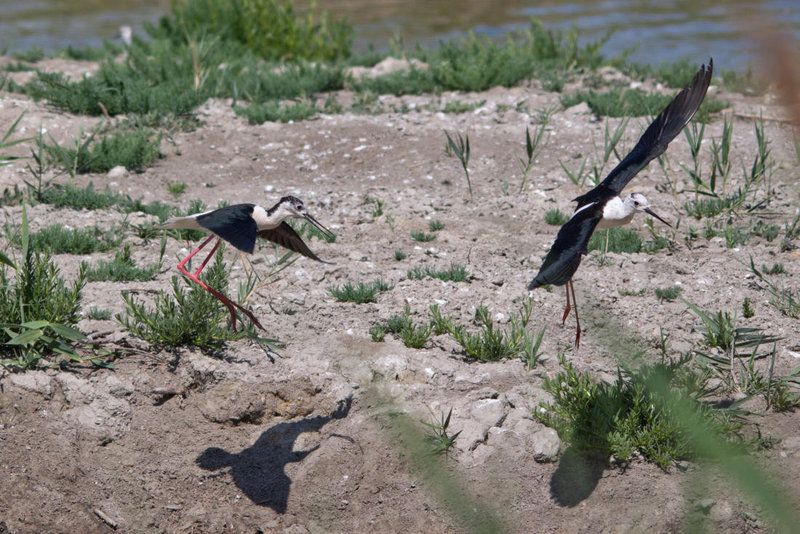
[1,58,800,533]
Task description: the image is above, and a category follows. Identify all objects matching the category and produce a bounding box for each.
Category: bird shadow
[195,396,352,513]
[549,446,608,507]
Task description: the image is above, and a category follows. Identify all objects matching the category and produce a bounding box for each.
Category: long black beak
[304,212,336,241]
[643,207,671,228]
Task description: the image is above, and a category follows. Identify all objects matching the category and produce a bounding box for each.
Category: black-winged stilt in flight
[529,59,713,348]
[161,195,334,331]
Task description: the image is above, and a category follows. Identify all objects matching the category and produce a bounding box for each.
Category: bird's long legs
[561,280,581,349]
[176,236,265,331]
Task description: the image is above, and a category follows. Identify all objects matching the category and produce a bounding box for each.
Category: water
[1,0,798,70]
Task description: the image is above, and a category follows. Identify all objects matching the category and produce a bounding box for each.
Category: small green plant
[118,249,246,348]
[544,208,569,226]
[0,113,31,169]
[429,304,456,336]
[393,250,407,261]
[369,324,386,342]
[411,230,436,242]
[560,155,590,187]
[537,354,741,469]
[367,197,384,217]
[449,303,537,361]
[167,182,187,199]
[234,100,319,124]
[518,111,552,192]
[588,227,642,254]
[444,130,472,201]
[82,244,160,282]
[654,286,682,302]
[380,305,432,348]
[0,205,106,370]
[522,325,546,369]
[423,408,461,457]
[329,279,392,304]
[44,128,162,175]
[619,288,646,297]
[762,263,785,275]
[18,224,123,255]
[407,263,469,283]
[86,307,113,321]
[428,219,445,232]
[750,258,800,319]
[742,297,755,319]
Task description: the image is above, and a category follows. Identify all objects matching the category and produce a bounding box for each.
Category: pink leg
[569,280,581,349]
[561,284,572,324]
[176,236,265,331]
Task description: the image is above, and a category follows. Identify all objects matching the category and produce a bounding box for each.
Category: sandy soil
[1,59,799,533]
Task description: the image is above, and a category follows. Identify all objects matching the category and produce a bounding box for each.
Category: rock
[564,102,592,116]
[107,165,129,180]
[781,435,800,454]
[65,397,131,444]
[9,372,54,398]
[347,57,429,80]
[471,398,507,428]
[104,375,134,398]
[530,428,561,462]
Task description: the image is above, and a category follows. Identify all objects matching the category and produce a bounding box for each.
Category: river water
[1,0,798,70]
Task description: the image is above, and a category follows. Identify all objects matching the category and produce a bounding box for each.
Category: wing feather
[575,59,713,206]
[529,203,603,289]
[257,222,332,263]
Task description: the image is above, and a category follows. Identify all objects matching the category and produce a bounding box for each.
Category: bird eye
[295,204,303,210]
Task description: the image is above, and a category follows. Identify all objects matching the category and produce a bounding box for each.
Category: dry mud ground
[1,59,800,533]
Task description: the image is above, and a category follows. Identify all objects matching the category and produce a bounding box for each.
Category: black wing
[575,59,713,206]
[257,222,332,263]
[529,202,604,289]
[196,204,257,253]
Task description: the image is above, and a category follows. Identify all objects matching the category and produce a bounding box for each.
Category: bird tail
[160,215,202,230]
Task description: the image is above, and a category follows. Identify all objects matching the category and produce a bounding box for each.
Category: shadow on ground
[196,396,352,513]
[550,447,608,507]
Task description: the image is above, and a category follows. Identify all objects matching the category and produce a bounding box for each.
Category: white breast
[597,196,635,229]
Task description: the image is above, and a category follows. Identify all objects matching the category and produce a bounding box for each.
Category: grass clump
[448,302,543,363]
[162,0,353,62]
[118,249,244,348]
[329,279,392,304]
[423,408,461,457]
[588,227,642,253]
[20,224,123,255]
[234,100,319,124]
[429,219,445,232]
[544,208,569,226]
[407,263,468,283]
[380,305,432,348]
[45,129,162,175]
[538,354,742,469]
[393,250,407,261]
[82,244,160,282]
[654,286,682,302]
[0,206,106,370]
[411,230,436,242]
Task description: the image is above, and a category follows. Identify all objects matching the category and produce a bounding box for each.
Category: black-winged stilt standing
[161,195,334,331]
[529,59,713,348]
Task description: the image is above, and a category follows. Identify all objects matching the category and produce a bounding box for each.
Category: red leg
[562,284,572,324]
[569,280,581,349]
[175,237,265,331]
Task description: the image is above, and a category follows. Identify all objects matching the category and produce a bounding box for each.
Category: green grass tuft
[544,208,569,226]
[407,263,468,283]
[588,227,642,253]
[45,128,162,175]
[82,244,159,282]
[537,354,743,469]
[329,279,392,304]
[17,224,123,255]
[118,249,246,348]
[654,286,682,302]
[411,230,436,242]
